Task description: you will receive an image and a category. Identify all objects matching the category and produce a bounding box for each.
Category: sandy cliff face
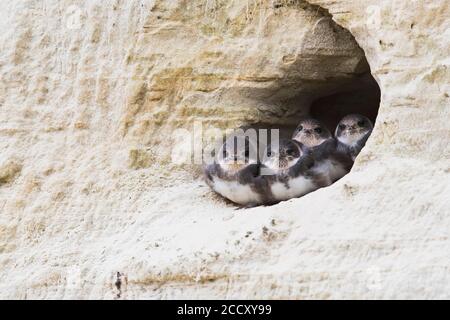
[0,0,449,299]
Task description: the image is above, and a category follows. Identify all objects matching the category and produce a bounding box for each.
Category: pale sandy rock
[0,0,449,299]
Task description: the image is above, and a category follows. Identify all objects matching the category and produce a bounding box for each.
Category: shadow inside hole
[240,68,380,160]
[239,23,381,157]
[207,4,382,208]
[310,72,380,134]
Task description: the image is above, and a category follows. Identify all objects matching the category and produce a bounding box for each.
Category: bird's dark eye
[286,149,296,156]
[314,127,322,134]
[357,120,365,127]
[223,150,229,158]
[297,125,303,131]
[339,124,346,130]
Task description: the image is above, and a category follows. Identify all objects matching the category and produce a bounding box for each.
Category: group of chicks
[204,114,374,207]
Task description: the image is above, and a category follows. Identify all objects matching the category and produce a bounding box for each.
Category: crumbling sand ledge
[0,0,449,299]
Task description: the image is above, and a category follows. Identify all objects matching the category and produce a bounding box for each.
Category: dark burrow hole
[246,72,380,143]
[241,13,380,157]
[206,5,381,207]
